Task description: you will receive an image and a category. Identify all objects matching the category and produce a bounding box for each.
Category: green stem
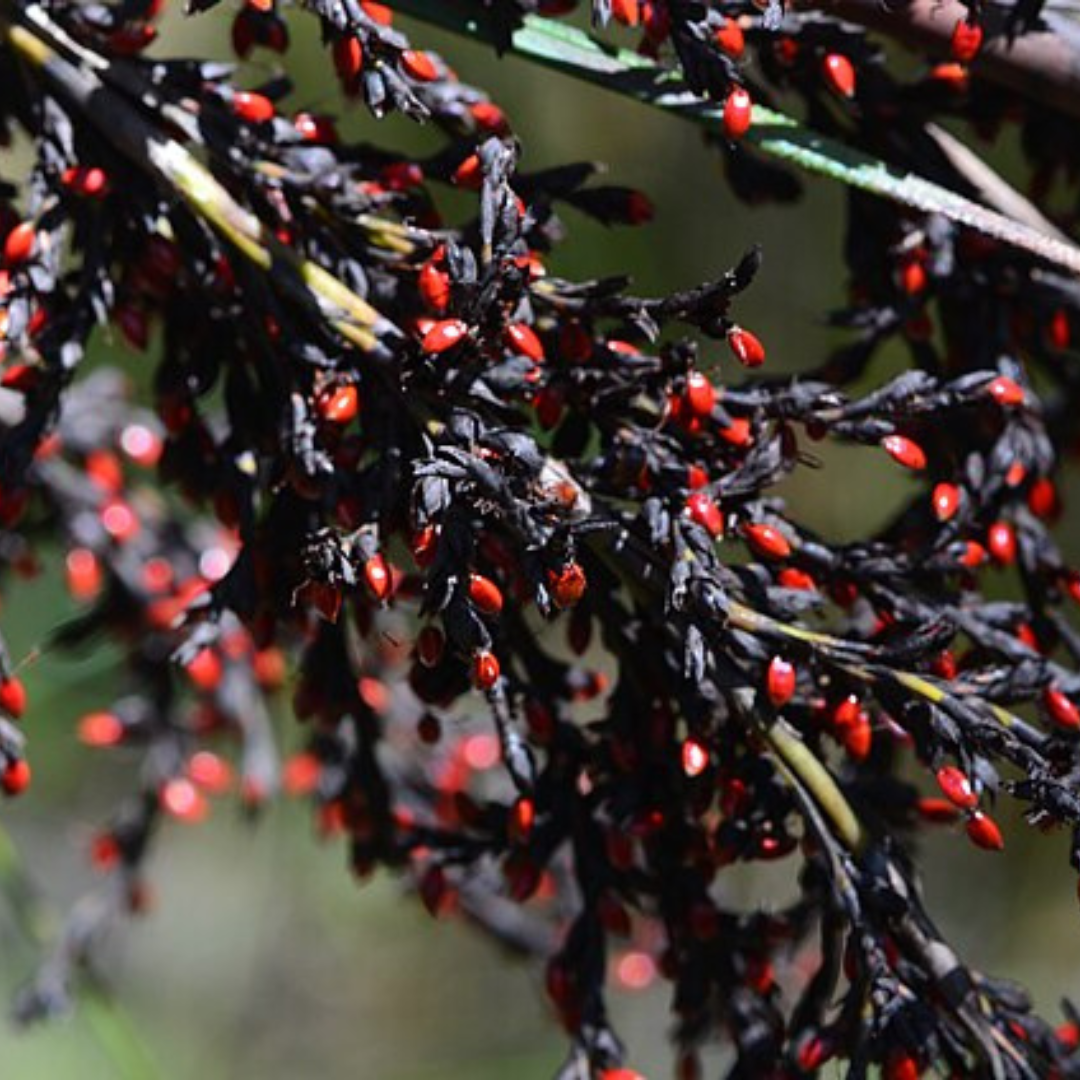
[387,0,1080,277]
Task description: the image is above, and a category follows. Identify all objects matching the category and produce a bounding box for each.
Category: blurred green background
[2,4,1080,1079]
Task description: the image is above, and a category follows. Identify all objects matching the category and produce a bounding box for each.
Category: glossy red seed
[932,482,960,521]
[823,53,856,98]
[361,1,393,23]
[0,677,26,718]
[778,567,817,591]
[401,49,438,81]
[469,101,508,132]
[844,710,872,760]
[419,262,450,311]
[986,375,1024,407]
[743,523,791,560]
[78,710,124,747]
[610,0,640,26]
[317,384,359,424]
[508,797,535,843]
[1027,477,1059,520]
[881,434,927,471]
[548,563,587,608]
[966,810,1004,851]
[1048,308,1071,350]
[917,796,961,823]
[987,520,1017,565]
[685,492,724,539]
[468,573,504,616]
[364,554,392,601]
[766,656,796,707]
[411,525,438,567]
[681,738,709,777]
[333,36,364,82]
[421,319,468,354]
[722,88,752,140]
[884,1051,921,1080]
[66,547,102,601]
[293,112,338,144]
[188,751,233,794]
[935,765,978,809]
[1044,686,1080,730]
[684,371,716,417]
[727,326,766,367]
[472,650,501,690]
[505,322,545,362]
[160,777,209,823]
[959,540,987,568]
[950,18,983,62]
[231,91,275,123]
[62,166,110,198]
[1,759,31,796]
[714,16,745,57]
[4,222,35,265]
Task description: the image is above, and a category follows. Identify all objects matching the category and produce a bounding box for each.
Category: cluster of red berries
[1,1,1080,1077]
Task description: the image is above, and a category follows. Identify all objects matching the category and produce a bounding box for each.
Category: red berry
[472,650,501,690]
[884,1051,922,1080]
[743,522,791,560]
[231,91,275,123]
[505,322,545,362]
[986,375,1024,407]
[931,482,960,521]
[986,520,1017,565]
[681,737,709,777]
[843,710,872,760]
[684,371,716,417]
[61,166,109,198]
[78,710,125,747]
[935,765,977,809]
[722,88,752,140]
[1044,686,1080,730]
[401,49,439,82]
[766,656,796,707]
[548,563,587,609]
[293,112,338,144]
[714,16,745,58]
[823,53,856,98]
[160,777,209,823]
[333,36,364,84]
[421,319,468,354]
[881,434,927,471]
[950,18,983,63]
[317,384,359,424]
[4,221,35,265]
[185,648,222,691]
[361,1,392,23]
[1027,477,1059,520]
[958,540,987,568]
[727,326,766,367]
[610,0,640,26]
[419,261,451,311]
[0,677,26,718]
[1,759,31,796]
[364,554,392,602]
[966,810,1004,851]
[685,492,724,538]
[508,796,535,843]
[468,572,504,616]
[66,547,103,601]
[778,567,817,591]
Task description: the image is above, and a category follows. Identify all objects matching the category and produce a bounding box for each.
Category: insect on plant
[2,0,1080,1077]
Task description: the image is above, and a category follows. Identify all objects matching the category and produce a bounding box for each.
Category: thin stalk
[387,0,1080,277]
